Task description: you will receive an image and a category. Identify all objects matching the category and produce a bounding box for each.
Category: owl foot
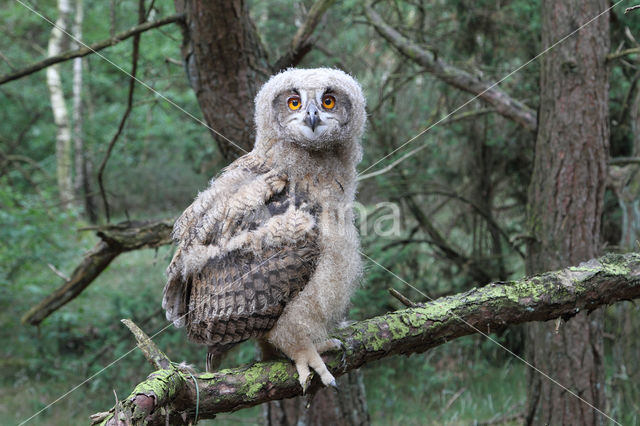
[316,338,347,370]
[315,338,342,353]
[292,346,337,394]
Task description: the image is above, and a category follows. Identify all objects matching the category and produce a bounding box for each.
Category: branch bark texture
[364,5,537,132]
[174,0,270,160]
[525,1,610,423]
[95,253,640,425]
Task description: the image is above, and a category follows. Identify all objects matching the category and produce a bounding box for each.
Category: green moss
[197,372,216,380]
[130,369,177,399]
[601,260,631,276]
[388,313,411,340]
[267,362,289,383]
[242,364,267,399]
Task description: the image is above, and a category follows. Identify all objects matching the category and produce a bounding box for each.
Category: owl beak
[304,103,320,132]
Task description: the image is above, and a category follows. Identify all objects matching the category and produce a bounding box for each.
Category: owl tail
[206,346,224,373]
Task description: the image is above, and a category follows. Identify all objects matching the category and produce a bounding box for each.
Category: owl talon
[301,373,313,395]
[328,378,338,391]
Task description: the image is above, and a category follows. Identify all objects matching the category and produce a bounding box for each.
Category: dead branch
[273,0,337,70]
[93,252,640,425]
[626,5,640,14]
[609,156,640,166]
[121,319,172,370]
[21,219,173,326]
[364,4,538,132]
[0,14,183,86]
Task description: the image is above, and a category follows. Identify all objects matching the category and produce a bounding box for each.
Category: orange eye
[322,95,336,109]
[288,96,301,110]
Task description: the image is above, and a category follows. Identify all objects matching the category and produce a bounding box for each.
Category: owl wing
[162,154,320,352]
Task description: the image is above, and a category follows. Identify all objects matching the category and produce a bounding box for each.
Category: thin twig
[442,387,466,412]
[272,0,337,70]
[0,14,182,85]
[610,156,640,165]
[625,5,640,14]
[607,47,640,62]
[388,288,417,307]
[97,0,145,222]
[47,263,70,281]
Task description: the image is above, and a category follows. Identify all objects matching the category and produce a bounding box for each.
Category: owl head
[254,68,366,152]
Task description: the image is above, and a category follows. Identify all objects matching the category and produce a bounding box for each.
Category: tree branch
[363,4,537,132]
[21,219,173,326]
[272,0,337,70]
[93,252,640,425]
[0,14,183,86]
[609,156,640,166]
[607,47,640,62]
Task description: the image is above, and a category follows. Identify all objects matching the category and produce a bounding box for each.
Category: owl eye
[288,96,301,110]
[322,95,336,109]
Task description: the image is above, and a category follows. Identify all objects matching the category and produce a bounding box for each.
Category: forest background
[1,0,640,425]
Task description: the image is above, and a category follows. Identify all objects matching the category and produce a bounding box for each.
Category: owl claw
[335,340,347,369]
[328,378,338,391]
[301,374,313,395]
[317,338,347,370]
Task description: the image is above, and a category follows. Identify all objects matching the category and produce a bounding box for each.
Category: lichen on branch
[93,253,640,425]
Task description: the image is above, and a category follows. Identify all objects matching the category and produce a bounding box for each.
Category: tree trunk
[525,1,609,425]
[174,0,271,161]
[47,0,74,208]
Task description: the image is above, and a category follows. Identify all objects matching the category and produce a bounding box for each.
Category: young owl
[162,68,366,391]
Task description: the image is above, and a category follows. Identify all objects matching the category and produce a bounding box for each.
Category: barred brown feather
[186,242,318,356]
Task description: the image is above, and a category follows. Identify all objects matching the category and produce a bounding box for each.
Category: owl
[162,68,366,391]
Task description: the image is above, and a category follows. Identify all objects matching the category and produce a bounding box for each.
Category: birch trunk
[72,0,84,207]
[46,0,73,208]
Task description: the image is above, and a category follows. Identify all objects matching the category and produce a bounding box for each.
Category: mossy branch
[92,253,640,425]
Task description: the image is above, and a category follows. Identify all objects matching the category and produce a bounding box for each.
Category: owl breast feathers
[162,68,365,389]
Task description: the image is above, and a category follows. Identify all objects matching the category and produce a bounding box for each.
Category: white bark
[72,0,84,205]
[46,0,73,208]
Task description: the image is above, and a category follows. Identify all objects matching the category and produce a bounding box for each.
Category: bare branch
[364,4,537,131]
[625,5,640,14]
[21,219,173,326]
[609,156,640,165]
[121,319,172,370]
[403,193,493,284]
[607,47,640,62]
[388,288,416,307]
[272,0,337,70]
[94,253,640,425]
[0,14,183,86]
